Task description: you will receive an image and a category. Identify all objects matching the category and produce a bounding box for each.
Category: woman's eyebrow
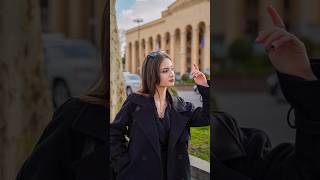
[160,66,173,70]
[160,67,169,70]
[161,65,174,69]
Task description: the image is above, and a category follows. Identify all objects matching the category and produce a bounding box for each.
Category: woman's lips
[169,79,175,83]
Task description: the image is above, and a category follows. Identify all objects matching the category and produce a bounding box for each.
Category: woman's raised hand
[256,5,317,80]
[191,63,209,87]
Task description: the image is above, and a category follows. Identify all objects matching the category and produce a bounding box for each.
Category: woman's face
[158,58,175,87]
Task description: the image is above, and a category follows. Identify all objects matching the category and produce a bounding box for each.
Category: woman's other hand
[191,63,209,87]
[256,5,317,80]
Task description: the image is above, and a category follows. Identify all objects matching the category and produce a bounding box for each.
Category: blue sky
[115,0,135,18]
[115,0,175,31]
[115,0,175,56]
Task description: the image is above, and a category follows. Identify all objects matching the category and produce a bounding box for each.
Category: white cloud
[121,9,133,17]
[117,0,175,31]
[116,0,175,57]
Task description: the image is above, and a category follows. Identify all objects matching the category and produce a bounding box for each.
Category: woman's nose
[170,70,175,77]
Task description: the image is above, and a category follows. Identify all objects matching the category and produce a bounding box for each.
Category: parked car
[42,33,100,107]
[123,72,141,96]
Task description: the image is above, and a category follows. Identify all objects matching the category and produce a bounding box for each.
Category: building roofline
[125,0,208,35]
[126,18,165,35]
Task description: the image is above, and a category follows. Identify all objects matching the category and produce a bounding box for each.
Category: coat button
[142,155,147,161]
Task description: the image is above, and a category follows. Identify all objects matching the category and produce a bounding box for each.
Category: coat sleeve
[180,84,210,127]
[16,98,79,180]
[110,95,135,173]
[277,69,320,178]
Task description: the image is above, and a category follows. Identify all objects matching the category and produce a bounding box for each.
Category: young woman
[211,6,320,180]
[16,2,109,180]
[110,51,210,180]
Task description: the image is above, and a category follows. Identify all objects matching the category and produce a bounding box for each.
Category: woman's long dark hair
[137,51,171,97]
[80,1,109,106]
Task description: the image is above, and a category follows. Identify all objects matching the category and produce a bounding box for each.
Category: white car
[43,33,100,107]
[123,73,141,96]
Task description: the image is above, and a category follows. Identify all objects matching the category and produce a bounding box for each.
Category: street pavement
[213,91,295,146]
[178,89,296,147]
[178,90,202,108]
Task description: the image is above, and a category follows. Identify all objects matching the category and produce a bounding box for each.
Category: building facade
[40,0,105,46]
[125,0,210,76]
[213,0,320,47]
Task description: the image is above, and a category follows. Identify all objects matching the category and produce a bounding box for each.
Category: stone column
[49,0,68,35]
[145,39,149,60]
[139,40,144,74]
[170,32,175,64]
[180,30,187,75]
[68,0,84,38]
[204,25,210,72]
[147,38,152,53]
[191,27,199,69]
[145,39,149,55]
[162,34,167,52]
[153,37,157,51]
[225,0,244,46]
[132,43,136,74]
[125,43,130,72]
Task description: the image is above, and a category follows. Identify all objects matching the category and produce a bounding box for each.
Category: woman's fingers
[272,34,295,48]
[267,5,285,29]
[193,63,199,71]
[262,29,286,49]
[256,28,294,51]
[192,71,198,78]
[193,71,204,79]
[256,29,277,43]
[192,71,198,77]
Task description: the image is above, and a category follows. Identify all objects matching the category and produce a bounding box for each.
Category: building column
[68,0,86,38]
[137,40,144,74]
[132,43,136,74]
[192,27,199,69]
[204,25,210,72]
[170,32,175,64]
[145,39,149,59]
[147,38,153,53]
[49,0,68,35]
[225,0,244,46]
[162,35,167,52]
[153,37,157,51]
[125,43,130,72]
[180,30,187,75]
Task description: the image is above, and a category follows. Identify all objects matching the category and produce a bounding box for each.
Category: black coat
[110,85,210,180]
[211,60,320,180]
[16,98,108,180]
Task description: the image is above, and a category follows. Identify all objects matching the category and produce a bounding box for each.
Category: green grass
[189,126,210,161]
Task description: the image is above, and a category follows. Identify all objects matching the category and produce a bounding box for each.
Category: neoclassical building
[125,0,210,76]
[40,0,105,46]
[213,0,320,46]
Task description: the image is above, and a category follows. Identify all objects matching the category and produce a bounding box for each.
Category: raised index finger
[193,63,199,71]
[267,5,285,29]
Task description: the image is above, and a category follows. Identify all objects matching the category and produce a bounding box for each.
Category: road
[178,89,296,147]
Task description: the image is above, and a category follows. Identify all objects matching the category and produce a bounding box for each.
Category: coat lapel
[168,107,189,149]
[131,94,161,160]
[168,94,189,149]
[71,101,107,142]
[70,100,108,179]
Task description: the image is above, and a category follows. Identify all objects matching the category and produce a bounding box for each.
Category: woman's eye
[160,68,174,73]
